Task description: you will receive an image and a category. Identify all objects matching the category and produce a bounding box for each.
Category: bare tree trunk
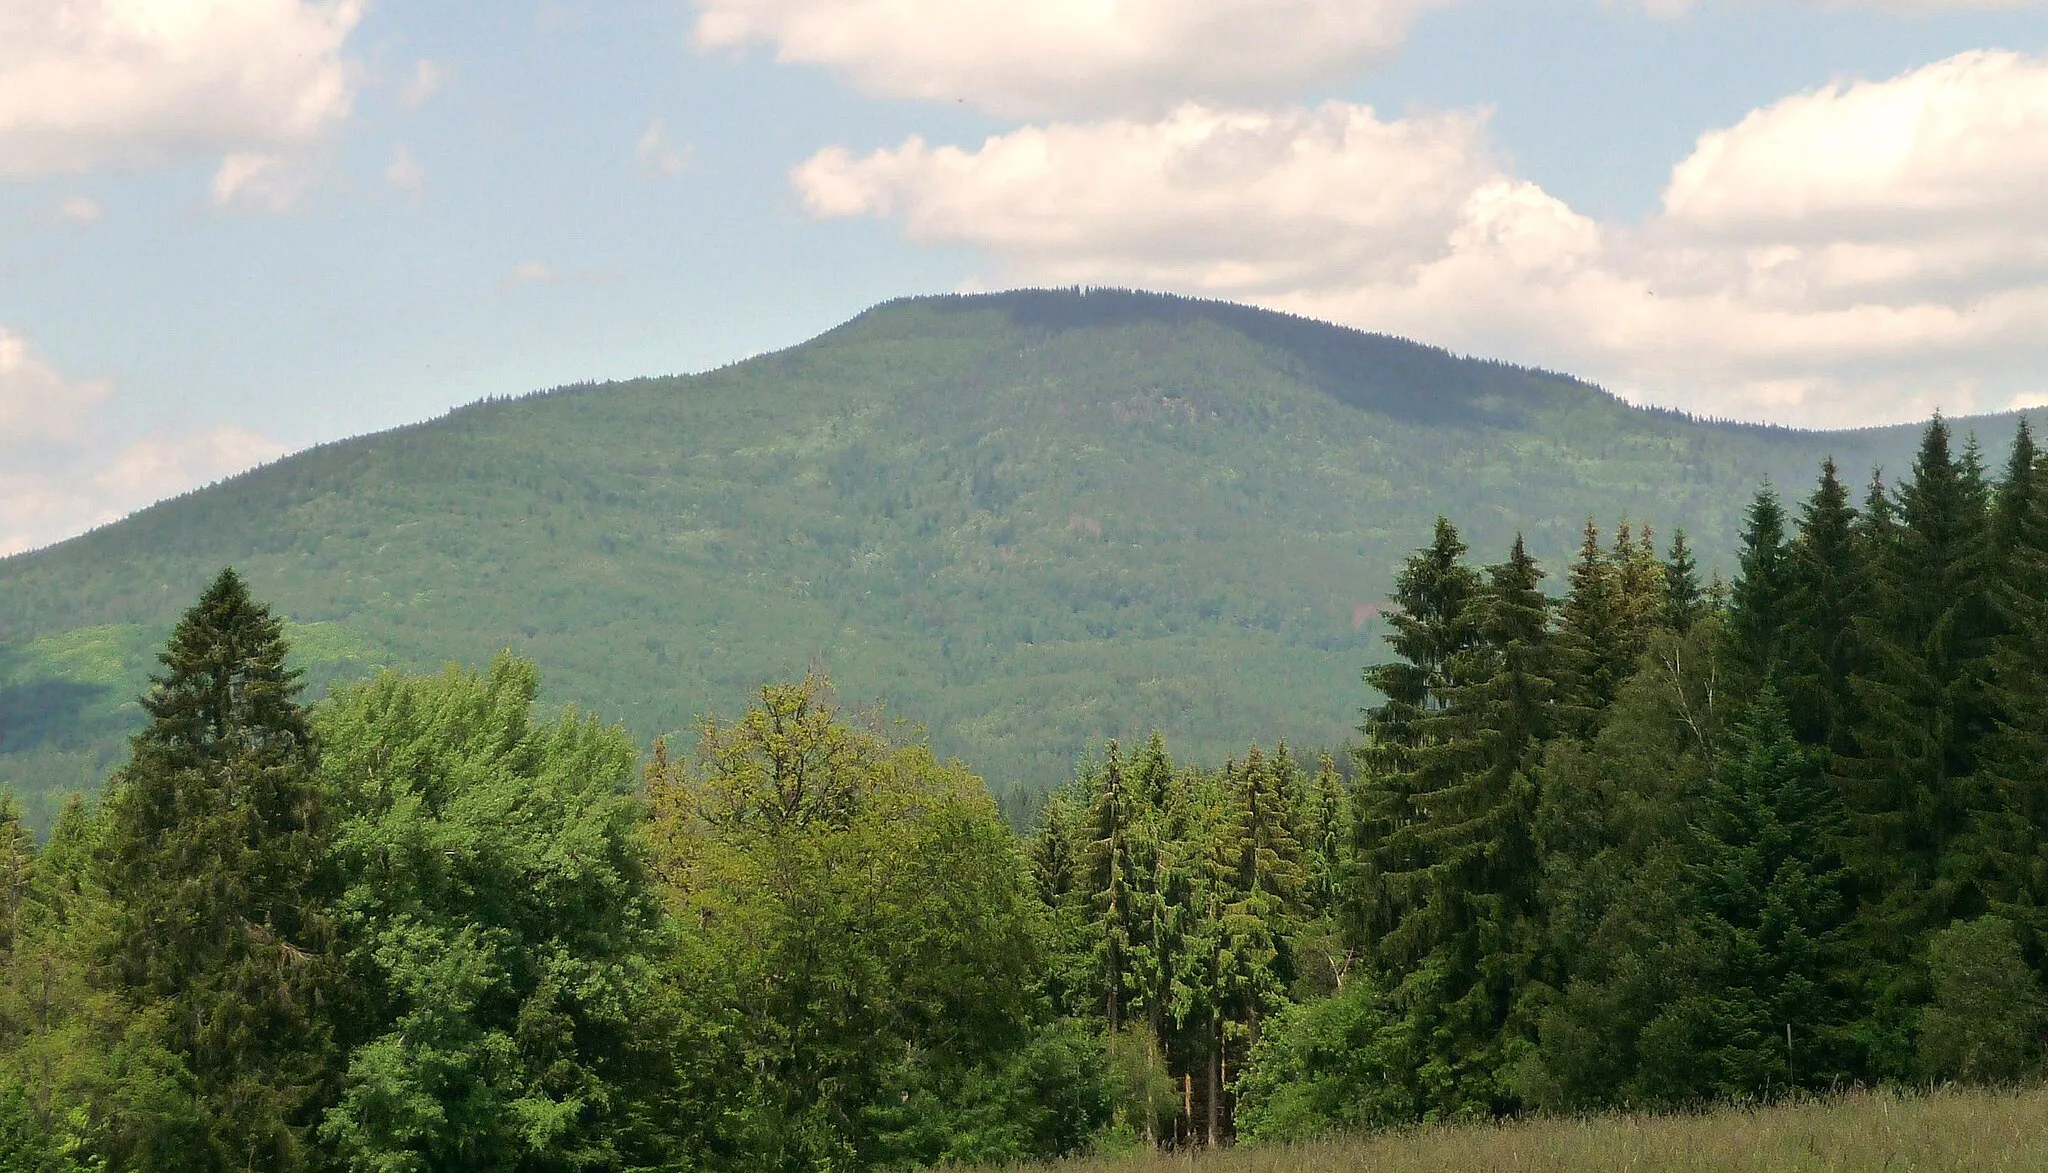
[1205,1017,1221,1145]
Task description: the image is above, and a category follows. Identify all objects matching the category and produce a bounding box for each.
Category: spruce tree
[1783,458,1866,752]
[1357,518,1482,952]
[1664,528,1704,632]
[1086,742,1139,1031]
[1971,421,2048,941]
[1371,536,1557,1118]
[1615,522,1668,653]
[1683,689,1858,1095]
[1555,521,1624,736]
[1362,517,1484,770]
[1729,486,1794,681]
[95,568,337,1171]
[1125,732,1183,1093]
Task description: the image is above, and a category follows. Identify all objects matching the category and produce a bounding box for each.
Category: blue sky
[5,0,2048,554]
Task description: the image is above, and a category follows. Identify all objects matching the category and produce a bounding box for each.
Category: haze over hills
[0,288,2032,823]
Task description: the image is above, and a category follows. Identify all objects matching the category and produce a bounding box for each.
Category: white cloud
[637,118,689,179]
[795,51,2048,427]
[0,329,284,556]
[694,0,1443,116]
[798,103,1496,290]
[398,58,446,110]
[0,329,111,444]
[0,0,363,179]
[210,151,311,213]
[385,144,425,193]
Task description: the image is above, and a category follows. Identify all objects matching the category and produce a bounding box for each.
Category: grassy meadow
[996,1087,2048,1173]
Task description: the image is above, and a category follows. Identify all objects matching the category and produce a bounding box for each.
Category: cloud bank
[0,329,284,556]
[695,0,1442,116]
[0,0,362,179]
[798,50,2048,426]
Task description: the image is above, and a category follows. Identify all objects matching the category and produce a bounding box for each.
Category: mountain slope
[0,289,2028,822]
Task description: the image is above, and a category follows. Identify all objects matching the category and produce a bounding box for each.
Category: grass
[999,1087,2048,1173]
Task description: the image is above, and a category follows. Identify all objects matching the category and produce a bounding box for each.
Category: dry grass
[992,1086,2048,1173]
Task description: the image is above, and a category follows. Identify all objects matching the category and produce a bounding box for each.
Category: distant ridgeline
[0,288,2028,821]
[4,412,2045,1167]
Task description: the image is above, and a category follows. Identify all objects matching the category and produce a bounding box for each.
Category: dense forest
[0,290,2000,826]
[3,414,2045,1170]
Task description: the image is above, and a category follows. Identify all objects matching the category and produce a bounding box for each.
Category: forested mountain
[7,415,2046,1167]
[0,288,2026,824]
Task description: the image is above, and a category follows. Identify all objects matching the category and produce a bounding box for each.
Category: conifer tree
[1232,746,1306,997]
[94,568,338,1171]
[1971,421,2048,937]
[1783,458,1866,752]
[1664,528,1704,633]
[1683,689,1858,1094]
[1357,518,1482,951]
[1125,732,1183,1098]
[1362,517,1484,769]
[1087,742,1140,1031]
[1556,521,1623,736]
[1615,522,1668,654]
[1371,536,1557,1118]
[1729,486,1794,680]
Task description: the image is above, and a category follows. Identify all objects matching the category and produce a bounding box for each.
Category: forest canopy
[3,413,2046,1169]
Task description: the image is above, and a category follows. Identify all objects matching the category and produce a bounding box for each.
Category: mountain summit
[0,289,2015,818]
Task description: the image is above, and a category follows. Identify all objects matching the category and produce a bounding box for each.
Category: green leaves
[315,655,667,1173]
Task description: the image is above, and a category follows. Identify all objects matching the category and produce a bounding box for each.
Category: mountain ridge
[1,288,2034,823]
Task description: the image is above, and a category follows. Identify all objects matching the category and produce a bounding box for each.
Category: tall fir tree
[1683,689,1859,1095]
[94,568,338,1171]
[1555,521,1624,736]
[1729,486,1794,682]
[1783,458,1867,753]
[1087,741,1140,1031]
[1663,528,1705,632]
[1614,522,1669,655]
[1370,536,1557,1119]
[1840,421,2000,1072]
[1970,421,2048,943]
[1362,517,1485,769]
[1356,518,1483,953]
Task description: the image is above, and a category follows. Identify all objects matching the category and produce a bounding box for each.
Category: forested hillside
[0,289,2022,823]
[4,416,2045,1170]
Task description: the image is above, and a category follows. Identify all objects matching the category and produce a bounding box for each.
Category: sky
[5,1,2048,556]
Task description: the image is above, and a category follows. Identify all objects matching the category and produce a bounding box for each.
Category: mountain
[0,289,2030,824]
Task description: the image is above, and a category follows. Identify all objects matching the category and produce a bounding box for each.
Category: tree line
[3,415,2046,1168]
[1021,416,2048,1141]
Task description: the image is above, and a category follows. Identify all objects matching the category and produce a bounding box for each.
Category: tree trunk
[1205,1017,1221,1145]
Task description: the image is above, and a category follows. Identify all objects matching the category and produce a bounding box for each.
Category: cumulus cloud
[0,0,362,179]
[796,51,2048,426]
[210,151,312,213]
[0,329,284,556]
[694,0,1442,116]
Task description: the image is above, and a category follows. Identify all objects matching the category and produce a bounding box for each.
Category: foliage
[0,290,2001,821]
[313,656,672,1172]
[645,676,1067,1170]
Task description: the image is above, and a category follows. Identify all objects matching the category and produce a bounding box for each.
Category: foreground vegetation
[0,289,1994,823]
[982,1086,2048,1173]
[3,411,2045,1170]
